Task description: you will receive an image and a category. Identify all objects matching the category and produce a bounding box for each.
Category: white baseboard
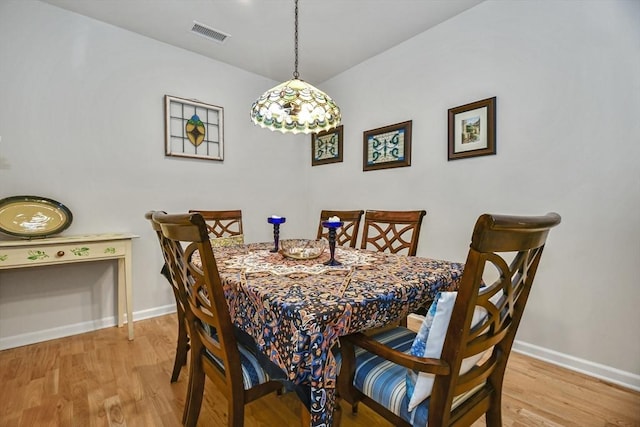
[2,309,638,393]
[0,304,176,351]
[513,340,640,392]
[132,304,177,321]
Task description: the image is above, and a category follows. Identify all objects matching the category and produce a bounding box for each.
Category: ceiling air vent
[191,21,230,44]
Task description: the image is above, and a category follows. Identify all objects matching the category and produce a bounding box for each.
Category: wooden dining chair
[152,211,283,427]
[316,209,364,248]
[338,212,561,427]
[360,210,427,256]
[189,209,244,245]
[145,210,189,383]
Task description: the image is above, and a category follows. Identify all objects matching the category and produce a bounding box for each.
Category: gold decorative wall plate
[0,196,73,238]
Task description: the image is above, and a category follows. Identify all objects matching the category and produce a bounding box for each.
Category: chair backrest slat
[152,211,244,389]
[317,209,364,248]
[189,209,243,239]
[360,210,426,256]
[430,212,561,426]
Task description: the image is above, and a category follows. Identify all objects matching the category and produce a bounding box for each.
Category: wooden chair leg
[485,391,502,427]
[184,357,205,427]
[336,338,360,416]
[182,348,194,424]
[171,309,189,382]
[229,397,244,427]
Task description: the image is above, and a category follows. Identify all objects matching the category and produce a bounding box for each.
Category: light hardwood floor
[0,314,638,427]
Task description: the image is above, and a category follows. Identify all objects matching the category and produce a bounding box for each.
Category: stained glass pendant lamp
[249,0,341,134]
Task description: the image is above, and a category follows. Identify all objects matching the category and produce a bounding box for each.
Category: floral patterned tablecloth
[212,242,464,427]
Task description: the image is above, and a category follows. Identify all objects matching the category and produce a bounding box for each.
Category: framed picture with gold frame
[448,97,496,160]
[311,125,343,166]
[363,120,412,171]
[164,95,224,161]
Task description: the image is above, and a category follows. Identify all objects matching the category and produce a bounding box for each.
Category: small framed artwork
[164,95,224,161]
[448,96,496,160]
[363,120,412,171]
[311,125,343,166]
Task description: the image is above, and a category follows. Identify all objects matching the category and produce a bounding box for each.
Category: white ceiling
[40,0,483,83]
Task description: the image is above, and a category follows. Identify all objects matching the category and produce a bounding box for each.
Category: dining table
[209,241,465,427]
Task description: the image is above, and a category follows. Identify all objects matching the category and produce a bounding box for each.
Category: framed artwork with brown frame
[448,96,496,160]
[311,125,343,166]
[363,120,412,171]
[164,95,224,161]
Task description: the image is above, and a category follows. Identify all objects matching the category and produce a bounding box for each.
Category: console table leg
[118,250,134,340]
[118,257,126,328]
[123,241,134,340]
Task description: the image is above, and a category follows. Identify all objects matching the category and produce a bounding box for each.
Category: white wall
[1,0,638,390]
[0,0,312,344]
[315,0,640,385]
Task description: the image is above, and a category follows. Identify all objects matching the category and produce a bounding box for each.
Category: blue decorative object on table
[267,216,286,252]
[322,219,343,266]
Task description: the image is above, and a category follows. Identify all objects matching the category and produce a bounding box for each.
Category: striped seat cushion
[353,327,429,426]
[202,323,273,389]
[353,327,485,426]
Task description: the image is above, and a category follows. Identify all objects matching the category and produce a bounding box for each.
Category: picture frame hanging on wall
[448,96,496,160]
[164,95,224,161]
[363,120,412,171]
[311,125,343,166]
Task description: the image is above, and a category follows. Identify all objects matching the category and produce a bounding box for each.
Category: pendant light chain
[293,0,299,79]
[249,0,341,134]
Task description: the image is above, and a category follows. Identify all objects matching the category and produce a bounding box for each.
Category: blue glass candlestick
[322,221,343,266]
[267,216,286,252]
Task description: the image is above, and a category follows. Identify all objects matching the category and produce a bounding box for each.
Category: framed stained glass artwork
[363,120,412,171]
[164,95,224,161]
[311,125,343,166]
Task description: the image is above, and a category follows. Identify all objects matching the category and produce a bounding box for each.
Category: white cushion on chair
[405,292,487,412]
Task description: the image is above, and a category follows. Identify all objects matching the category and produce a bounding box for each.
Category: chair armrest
[345,332,450,375]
